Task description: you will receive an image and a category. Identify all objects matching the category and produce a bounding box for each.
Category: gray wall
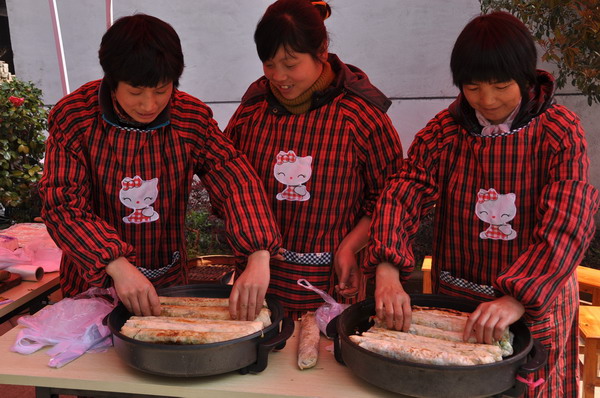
[5,0,599,191]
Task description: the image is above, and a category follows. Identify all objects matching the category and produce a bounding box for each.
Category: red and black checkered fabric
[368,71,599,397]
[226,54,403,313]
[39,79,280,298]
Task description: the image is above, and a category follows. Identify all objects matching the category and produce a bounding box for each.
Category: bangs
[454,41,522,85]
[117,53,179,88]
[450,12,537,89]
[255,18,314,62]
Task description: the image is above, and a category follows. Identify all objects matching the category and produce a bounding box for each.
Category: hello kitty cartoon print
[274,150,313,201]
[120,176,160,224]
[475,188,517,240]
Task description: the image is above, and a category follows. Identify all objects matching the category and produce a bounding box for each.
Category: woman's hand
[463,295,525,344]
[374,262,412,331]
[106,257,161,316]
[334,244,360,298]
[334,216,371,298]
[272,248,285,261]
[229,250,270,321]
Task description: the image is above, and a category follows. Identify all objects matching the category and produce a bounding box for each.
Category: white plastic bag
[11,287,118,368]
[297,279,349,338]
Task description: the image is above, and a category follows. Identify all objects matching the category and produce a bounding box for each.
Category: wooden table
[0,322,406,398]
[0,272,60,324]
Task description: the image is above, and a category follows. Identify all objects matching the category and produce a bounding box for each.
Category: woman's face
[263,46,326,100]
[114,81,173,123]
[462,80,522,124]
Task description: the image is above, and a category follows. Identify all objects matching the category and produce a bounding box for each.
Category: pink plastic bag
[297,279,349,338]
[11,287,118,368]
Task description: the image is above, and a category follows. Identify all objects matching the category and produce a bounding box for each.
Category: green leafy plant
[185,179,231,257]
[481,0,600,105]
[0,77,48,216]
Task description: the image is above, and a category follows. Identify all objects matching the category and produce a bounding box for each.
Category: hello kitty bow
[276,151,297,164]
[478,188,499,203]
[122,176,143,190]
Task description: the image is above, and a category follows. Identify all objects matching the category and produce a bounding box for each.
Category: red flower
[9,96,25,107]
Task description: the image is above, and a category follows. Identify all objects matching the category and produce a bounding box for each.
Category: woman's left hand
[229,250,270,321]
[334,245,360,298]
[463,295,525,344]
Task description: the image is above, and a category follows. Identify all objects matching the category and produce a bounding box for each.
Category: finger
[229,287,240,320]
[400,298,412,332]
[148,288,161,316]
[339,286,359,298]
[138,291,153,317]
[374,296,385,324]
[245,289,258,321]
[129,296,142,316]
[386,301,400,330]
[121,297,133,315]
[483,318,496,345]
[474,312,490,343]
[338,267,350,291]
[236,287,251,321]
[493,319,510,342]
[463,313,477,342]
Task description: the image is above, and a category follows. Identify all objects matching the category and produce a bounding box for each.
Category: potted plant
[0,71,48,222]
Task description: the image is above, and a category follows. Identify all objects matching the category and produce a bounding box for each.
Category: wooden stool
[579,305,600,398]
[578,266,600,306]
[421,256,432,294]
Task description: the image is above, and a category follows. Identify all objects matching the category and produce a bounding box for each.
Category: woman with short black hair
[40,14,281,322]
[369,11,598,397]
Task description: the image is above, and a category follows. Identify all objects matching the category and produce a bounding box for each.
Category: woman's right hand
[374,262,412,331]
[106,257,161,316]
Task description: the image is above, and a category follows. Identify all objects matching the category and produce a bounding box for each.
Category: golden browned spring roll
[124,316,263,335]
[160,305,272,328]
[120,326,254,344]
[158,296,268,308]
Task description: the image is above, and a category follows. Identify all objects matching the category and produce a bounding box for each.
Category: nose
[139,92,158,113]
[270,68,287,83]
[479,89,496,107]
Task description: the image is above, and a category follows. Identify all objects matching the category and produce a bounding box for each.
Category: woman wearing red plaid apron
[225,0,403,318]
[368,12,599,397]
[39,14,281,322]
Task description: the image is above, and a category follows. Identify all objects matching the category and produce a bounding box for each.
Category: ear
[318,43,328,63]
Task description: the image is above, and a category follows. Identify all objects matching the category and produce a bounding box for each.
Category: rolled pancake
[125,316,263,335]
[120,326,254,344]
[159,296,268,308]
[365,328,502,362]
[350,334,482,366]
[297,312,320,370]
[160,305,272,328]
[374,307,514,356]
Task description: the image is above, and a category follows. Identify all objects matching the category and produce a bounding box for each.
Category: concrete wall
[5,0,599,191]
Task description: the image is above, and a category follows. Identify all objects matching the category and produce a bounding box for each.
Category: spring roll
[297,312,320,369]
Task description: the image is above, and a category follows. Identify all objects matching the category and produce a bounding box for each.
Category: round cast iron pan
[107,284,294,377]
[329,294,546,398]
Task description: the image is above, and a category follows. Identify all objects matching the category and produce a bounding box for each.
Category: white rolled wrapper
[6,265,44,281]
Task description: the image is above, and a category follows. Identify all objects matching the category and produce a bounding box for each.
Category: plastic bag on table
[297,279,349,338]
[11,287,119,368]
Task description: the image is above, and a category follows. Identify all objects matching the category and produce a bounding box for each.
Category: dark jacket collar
[240,53,392,115]
[448,69,556,135]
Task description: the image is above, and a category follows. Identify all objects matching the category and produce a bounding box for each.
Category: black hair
[254,0,331,63]
[98,13,184,91]
[450,11,537,95]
